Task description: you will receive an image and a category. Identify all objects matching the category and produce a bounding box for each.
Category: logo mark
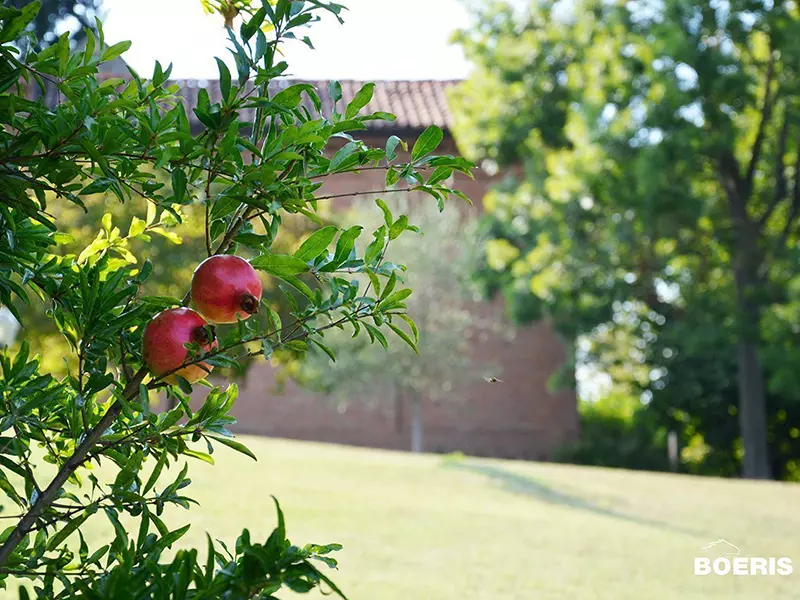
[694,540,792,576]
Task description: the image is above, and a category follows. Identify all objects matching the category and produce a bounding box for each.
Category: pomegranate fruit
[190,255,262,324]
[142,308,218,384]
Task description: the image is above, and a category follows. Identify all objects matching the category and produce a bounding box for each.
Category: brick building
[177,79,580,460]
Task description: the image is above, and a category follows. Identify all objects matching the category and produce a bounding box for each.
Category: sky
[102,0,474,81]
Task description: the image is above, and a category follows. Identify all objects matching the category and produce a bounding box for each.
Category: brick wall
[179,134,580,460]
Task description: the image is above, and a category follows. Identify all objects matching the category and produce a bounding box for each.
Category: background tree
[300,198,503,452]
[0,1,472,596]
[5,0,102,50]
[451,0,800,479]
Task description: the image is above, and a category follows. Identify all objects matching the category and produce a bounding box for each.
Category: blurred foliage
[554,393,670,472]
[453,0,800,479]
[5,0,102,50]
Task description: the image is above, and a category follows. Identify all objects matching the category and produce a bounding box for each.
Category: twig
[247,187,418,222]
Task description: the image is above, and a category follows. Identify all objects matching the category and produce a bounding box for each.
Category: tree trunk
[733,267,772,479]
[410,391,424,453]
[393,385,404,434]
[720,159,772,479]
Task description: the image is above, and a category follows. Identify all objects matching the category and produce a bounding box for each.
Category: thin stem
[308,165,432,180]
[247,187,417,222]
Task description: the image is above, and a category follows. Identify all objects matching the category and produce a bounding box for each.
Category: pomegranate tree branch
[247,187,417,222]
[0,368,147,567]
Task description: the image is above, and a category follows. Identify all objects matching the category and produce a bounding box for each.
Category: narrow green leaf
[389,215,408,240]
[172,169,187,203]
[251,253,310,276]
[47,510,91,551]
[310,338,336,362]
[388,322,418,354]
[411,125,443,161]
[101,40,132,63]
[375,199,393,228]
[345,82,375,119]
[294,226,337,262]
[386,135,406,162]
[215,57,231,101]
[208,435,257,461]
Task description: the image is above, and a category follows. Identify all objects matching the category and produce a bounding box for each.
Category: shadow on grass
[445,460,703,537]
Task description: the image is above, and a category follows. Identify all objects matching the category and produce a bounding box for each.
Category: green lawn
[8,437,800,599]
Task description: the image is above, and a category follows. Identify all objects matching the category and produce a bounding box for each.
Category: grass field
[7,436,800,599]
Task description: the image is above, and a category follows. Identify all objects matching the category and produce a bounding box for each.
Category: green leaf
[333,226,363,264]
[146,201,158,226]
[345,83,375,119]
[364,323,388,349]
[240,7,266,41]
[295,226,337,262]
[77,237,109,264]
[375,199,393,228]
[329,141,360,172]
[185,449,215,465]
[278,275,315,301]
[154,524,190,551]
[389,215,408,240]
[329,80,342,105]
[380,272,397,301]
[172,169,187,203]
[310,337,336,362]
[101,40,132,63]
[397,314,419,343]
[47,510,91,551]
[381,288,412,307]
[143,451,168,495]
[0,1,40,44]
[386,135,406,162]
[272,83,321,112]
[128,217,146,238]
[251,253,311,277]
[208,435,257,461]
[215,57,232,101]
[175,377,193,394]
[411,125,443,161]
[80,178,114,195]
[388,322,418,353]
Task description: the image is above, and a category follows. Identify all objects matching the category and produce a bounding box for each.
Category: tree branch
[0,369,147,567]
[778,151,800,248]
[247,187,418,222]
[718,151,744,206]
[760,102,790,228]
[744,49,776,198]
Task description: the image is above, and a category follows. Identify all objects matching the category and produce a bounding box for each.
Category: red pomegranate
[142,308,218,384]
[190,255,263,324]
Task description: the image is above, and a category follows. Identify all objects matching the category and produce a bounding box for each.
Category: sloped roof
[174,79,459,132]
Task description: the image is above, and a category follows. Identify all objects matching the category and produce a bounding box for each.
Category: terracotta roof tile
[175,78,459,132]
